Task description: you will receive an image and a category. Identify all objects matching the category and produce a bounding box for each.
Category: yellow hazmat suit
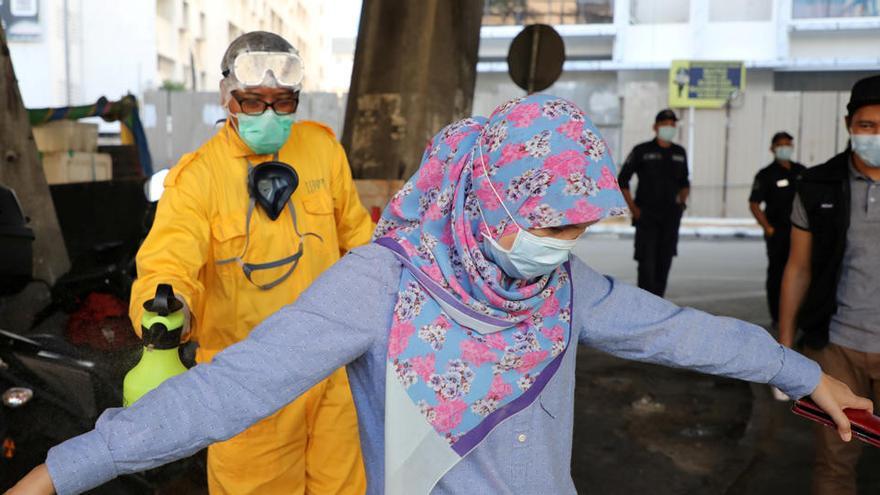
[129,120,372,494]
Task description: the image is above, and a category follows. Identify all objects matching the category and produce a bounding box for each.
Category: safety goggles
[227,51,305,89]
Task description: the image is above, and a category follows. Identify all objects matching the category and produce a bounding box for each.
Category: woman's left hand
[810,372,874,442]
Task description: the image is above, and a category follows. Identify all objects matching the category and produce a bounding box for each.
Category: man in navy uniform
[618,109,689,297]
[749,131,806,329]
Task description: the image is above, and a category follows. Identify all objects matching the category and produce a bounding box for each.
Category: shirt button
[517,433,527,443]
[871,197,876,203]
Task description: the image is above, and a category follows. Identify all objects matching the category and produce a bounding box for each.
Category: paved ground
[570,235,880,494]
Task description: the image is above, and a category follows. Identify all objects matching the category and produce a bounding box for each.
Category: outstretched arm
[570,258,870,439]
[11,245,398,495]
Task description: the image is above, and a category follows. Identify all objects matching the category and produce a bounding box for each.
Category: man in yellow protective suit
[129,32,372,494]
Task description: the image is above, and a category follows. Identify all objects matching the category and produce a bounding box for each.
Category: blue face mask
[774,145,794,161]
[237,110,294,155]
[851,134,880,168]
[657,125,677,142]
[483,229,576,279]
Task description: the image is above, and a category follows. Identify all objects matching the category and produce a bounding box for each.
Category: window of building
[630,0,689,23]
[271,10,282,34]
[709,0,772,21]
[157,0,174,21]
[158,54,176,82]
[482,0,613,26]
[774,70,877,91]
[182,1,190,29]
[10,0,37,16]
[793,0,879,18]
[228,22,242,44]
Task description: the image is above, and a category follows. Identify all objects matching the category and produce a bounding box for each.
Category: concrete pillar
[0,25,70,284]
[341,0,484,180]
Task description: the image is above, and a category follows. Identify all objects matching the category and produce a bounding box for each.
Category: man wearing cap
[749,131,806,330]
[617,109,690,297]
[779,74,880,495]
[128,32,371,494]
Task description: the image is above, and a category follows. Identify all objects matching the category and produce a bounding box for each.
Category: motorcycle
[0,326,201,493]
[0,172,204,493]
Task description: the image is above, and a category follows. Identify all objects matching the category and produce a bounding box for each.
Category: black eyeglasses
[234,95,298,116]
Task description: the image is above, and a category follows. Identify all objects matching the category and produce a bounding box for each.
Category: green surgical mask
[237,111,294,155]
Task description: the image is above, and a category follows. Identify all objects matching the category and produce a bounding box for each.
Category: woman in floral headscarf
[13,95,870,495]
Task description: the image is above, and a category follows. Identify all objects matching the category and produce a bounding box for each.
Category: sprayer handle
[153,284,175,316]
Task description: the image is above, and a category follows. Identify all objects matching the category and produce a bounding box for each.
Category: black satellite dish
[507,24,566,93]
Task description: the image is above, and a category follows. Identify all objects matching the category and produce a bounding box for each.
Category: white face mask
[851,134,880,168]
[483,229,576,280]
[774,145,794,161]
[473,146,577,279]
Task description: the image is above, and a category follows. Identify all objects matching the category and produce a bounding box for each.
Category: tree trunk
[342,0,484,180]
[0,24,70,284]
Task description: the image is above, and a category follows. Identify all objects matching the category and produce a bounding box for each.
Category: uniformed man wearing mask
[128,32,372,494]
[617,109,690,297]
[748,131,805,329]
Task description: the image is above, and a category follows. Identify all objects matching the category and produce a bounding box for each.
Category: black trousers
[765,229,791,324]
[634,211,682,297]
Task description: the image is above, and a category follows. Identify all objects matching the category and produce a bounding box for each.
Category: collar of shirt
[772,160,804,174]
[849,157,874,183]
[651,138,675,150]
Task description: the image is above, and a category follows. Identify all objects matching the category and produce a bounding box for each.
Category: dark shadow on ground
[570,237,880,495]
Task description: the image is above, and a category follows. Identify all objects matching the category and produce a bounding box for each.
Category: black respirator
[248,160,298,220]
[216,158,321,290]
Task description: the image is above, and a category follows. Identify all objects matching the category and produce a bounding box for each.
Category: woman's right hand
[4,464,55,495]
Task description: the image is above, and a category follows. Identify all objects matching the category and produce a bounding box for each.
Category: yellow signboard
[669,60,746,109]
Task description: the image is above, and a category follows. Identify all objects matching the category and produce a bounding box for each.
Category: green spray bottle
[123,284,188,406]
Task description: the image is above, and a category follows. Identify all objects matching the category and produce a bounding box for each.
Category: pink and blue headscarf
[374,94,627,493]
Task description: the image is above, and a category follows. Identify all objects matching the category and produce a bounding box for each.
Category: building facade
[11,0,879,218]
[476,0,880,217]
[155,0,329,92]
[8,0,334,110]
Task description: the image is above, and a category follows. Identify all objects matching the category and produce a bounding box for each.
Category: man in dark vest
[779,74,880,495]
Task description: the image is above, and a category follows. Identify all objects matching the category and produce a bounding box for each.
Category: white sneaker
[771,386,790,402]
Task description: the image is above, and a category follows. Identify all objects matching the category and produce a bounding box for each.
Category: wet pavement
[570,235,880,494]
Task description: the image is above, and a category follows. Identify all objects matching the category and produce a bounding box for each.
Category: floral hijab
[374,94,627,493]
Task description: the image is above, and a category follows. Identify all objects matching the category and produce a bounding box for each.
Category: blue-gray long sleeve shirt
[46,243,821,494]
